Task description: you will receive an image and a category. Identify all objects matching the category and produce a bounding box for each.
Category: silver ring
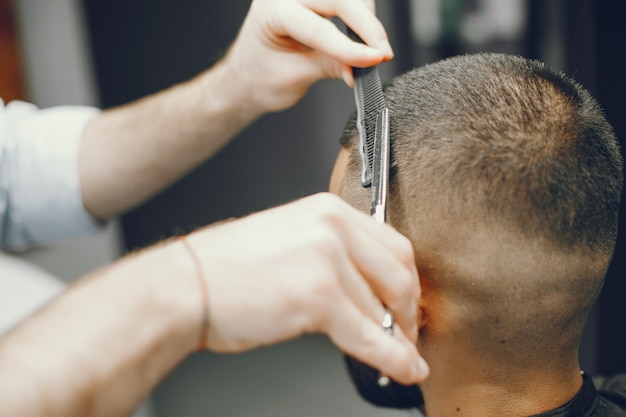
[381,310,394,335]
[378,309,394,387]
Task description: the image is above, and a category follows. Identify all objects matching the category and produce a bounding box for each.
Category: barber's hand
[188,193,428,385]
[222,0,394,113]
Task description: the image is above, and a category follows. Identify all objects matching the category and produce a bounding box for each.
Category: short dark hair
[340,53,623,255]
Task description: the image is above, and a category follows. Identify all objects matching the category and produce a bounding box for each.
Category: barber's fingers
[300,0,393,58]
[323,298,429,384]
[300,0,376,14]
[296,193,414,262]
[335,253,387,328]
[338,216,421,345]
[291,194,420,344]
[269,1,390,68]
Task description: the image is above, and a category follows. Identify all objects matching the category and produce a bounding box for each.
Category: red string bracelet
[179,235,210,351]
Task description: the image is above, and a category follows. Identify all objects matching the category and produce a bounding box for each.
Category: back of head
[337,53,623,377]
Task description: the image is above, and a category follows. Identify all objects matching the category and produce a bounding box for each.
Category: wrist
[178,235,210,351]
[118,239,204,357]
[194,55,265,126]
[0,238,206,416]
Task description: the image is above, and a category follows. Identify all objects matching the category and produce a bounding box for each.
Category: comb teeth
[354,65,386,187]
[346,26,396,187]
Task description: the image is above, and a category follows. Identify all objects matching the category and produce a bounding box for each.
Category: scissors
[370,108,394,387]
[347,27,394,386]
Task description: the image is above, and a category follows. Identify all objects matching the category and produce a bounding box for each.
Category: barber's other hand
[222,0,393,113]
[187,193,428,385]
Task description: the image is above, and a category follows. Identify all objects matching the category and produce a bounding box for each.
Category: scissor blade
[371,108,390,223]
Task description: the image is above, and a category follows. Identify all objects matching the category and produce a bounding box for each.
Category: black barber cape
[534,374,626,416]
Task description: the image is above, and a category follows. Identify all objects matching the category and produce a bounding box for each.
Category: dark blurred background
[4,0,625,416]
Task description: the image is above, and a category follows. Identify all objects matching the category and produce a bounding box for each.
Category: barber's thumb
[340,66,354,88]
[315,54,353,88]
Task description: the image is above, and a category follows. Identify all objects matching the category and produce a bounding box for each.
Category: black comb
[345,26,396,187]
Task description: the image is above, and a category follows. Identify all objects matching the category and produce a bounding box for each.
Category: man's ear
[417,302,426,331]
[416,267,434,333]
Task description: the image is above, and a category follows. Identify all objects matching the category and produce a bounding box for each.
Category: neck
[419,351,583,417]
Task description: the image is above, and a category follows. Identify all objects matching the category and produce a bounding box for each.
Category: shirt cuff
[8,102,103,248]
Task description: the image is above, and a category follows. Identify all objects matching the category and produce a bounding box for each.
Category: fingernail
[416,356,430,378]
[341,67,353,88]
[379,38,394,59]
[411,357,429,380]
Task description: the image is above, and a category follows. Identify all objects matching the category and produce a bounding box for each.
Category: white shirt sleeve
[0,99,103,250]
[0,252,65,336]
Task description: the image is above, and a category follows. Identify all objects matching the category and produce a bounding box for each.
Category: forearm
[0,240,201,417]
[78,0,393,220]
[0,194,428,417]
[79,58,260,219]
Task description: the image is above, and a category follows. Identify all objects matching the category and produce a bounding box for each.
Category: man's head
[331,53,623,407]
